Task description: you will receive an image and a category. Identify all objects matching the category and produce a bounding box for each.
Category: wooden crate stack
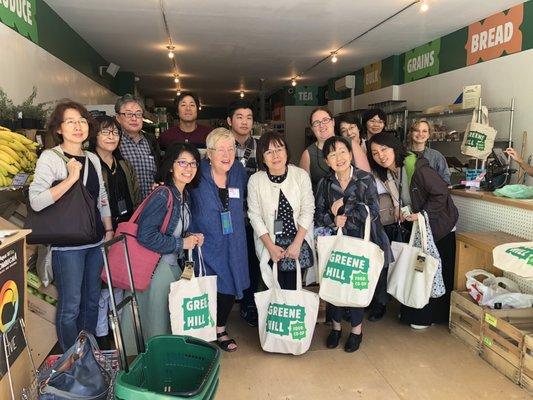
[449,290,484,352]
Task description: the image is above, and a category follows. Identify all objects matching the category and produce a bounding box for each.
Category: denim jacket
[137,185,188,255]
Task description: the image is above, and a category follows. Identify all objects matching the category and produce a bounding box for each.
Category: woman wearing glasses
[362,108,387,141]
[300,107,336,193]
[121,142,204,351]
[189,128,249,352]
[29,101,113,351]
[248,132,315,291]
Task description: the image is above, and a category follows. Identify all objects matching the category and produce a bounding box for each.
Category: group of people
[29,92,459,355]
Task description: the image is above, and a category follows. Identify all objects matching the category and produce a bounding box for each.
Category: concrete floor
[216,304,530,400]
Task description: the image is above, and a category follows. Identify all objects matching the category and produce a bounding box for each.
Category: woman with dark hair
[362,108,387,141]
[121,142,204,348]
[248,132,315,291]
[315,136,392,352]
[336,114,370,172]
[29,101,113,351]
[367,132,458,329]
[189,128,249,352]
[299,107,336,193]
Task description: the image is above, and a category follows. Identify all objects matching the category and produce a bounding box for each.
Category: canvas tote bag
[169,247,217,342]
[493,242,533,278]
[387,213,439,309]
[255,260,319,355]
[317,205,384,307]
[461,106,497,160]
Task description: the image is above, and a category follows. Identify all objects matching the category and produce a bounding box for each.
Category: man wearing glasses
[227,99,260,327]
[116,94,161,199]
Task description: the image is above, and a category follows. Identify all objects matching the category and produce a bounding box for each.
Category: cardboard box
[26,309,57,368]
[28,293,56,325]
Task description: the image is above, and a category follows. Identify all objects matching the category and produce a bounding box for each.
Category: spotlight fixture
[419,1,429,12]
[167,45,175,58]
[174,75,180,83]
[177,90,181,96]
[240,91,245,98]
[331,52,338,63]
[199,105,202,110]
[291,78,297,87]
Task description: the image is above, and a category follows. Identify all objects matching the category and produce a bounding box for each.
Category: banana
[0,130,35,145]
[0,159,18,175]
[0,166,7,177]
[0,126,9,131]
[0,175,5,186]
[0,151,21,169]
[0,144,19,160]
[3,176,12,186]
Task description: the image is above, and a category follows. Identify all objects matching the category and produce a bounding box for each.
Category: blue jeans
[52,246,103,351]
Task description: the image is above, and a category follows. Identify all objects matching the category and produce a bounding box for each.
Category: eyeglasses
[209,147,235,156]
[311,117,332,128]
[174,160,199,169]
[63,118,88,127]
[99,129,120,137]
[118,111,143,119]
[326,149,350,159]
[263,147,286,157]
[368,118,385,125]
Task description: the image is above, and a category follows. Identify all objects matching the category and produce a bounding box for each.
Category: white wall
[0,23,116,106]
[330,49,533,182]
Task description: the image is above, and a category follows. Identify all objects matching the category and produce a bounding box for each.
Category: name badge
[181,260,195,280]
[221,211,234,235]
[228,188,240,199]
[117,199,128,216]
[274,218,284,236]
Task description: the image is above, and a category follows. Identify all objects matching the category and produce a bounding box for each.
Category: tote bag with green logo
[493,242,533,278]
[461,106,497,160]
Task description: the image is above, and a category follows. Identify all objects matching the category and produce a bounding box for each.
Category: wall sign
[0,0,38,43]
[465,3,524,66]
[294,86,318,106]
[363,61,382,93]
[404,39,441,82]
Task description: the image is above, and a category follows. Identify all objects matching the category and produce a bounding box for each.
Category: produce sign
[0,127,38,187]
[0,0,38,43]
[465,3,524,65]
[404,39,441,82]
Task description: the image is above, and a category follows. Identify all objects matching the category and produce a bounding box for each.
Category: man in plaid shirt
[115,94,161,199]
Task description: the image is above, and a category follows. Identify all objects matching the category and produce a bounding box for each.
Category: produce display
[0,125,39,187]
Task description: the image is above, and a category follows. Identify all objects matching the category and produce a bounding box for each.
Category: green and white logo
[323,251,370,290]
[404,39,441,82]
[182,293,214,331]
[266,303,307,340]
[505,246,533,266]
[0,0,38,44]
[465,131,487,150]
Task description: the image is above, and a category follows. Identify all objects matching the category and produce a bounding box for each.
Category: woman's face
[172,151,198,187]
[96,124,120,153]
[208,137,235,174]
[411,122,430,146]
[263,140,288,175]
[370,142,396,170]
[58,108,89,145]
[310,110,335,142]
[339,122,360,139]
[325,142,351,174]
[366,114,386,136]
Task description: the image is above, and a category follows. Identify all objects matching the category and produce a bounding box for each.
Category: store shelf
[410,106,513,119]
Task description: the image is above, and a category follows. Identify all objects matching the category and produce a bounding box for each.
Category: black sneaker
[344,333,362,353]
[240,307,258,327]
[368,303,386,322]
[326,330,342,349]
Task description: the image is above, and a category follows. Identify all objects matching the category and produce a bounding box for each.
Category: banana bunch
[0,125,39,187]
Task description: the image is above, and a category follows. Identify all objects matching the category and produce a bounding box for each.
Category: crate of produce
[114,335,220,400]
[481,308,533,384]
[520,334,533,393]
[449,290,484,352]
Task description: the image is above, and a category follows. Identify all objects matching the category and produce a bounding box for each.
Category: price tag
[11,173,30,187]
[483,336,493,347]
[180,261,195,280]
[414,254,426,272]
[485,313,498,327]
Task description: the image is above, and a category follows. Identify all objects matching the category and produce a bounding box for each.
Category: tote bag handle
[335,204,372,242]
[272,259,303,291]
[407,213,430,251]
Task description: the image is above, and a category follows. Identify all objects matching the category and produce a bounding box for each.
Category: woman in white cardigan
[247,132,315,290]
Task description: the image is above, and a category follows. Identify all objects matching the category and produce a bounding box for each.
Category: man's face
[227,108,253,137]
[178,96,198,123]
[116,101,143,134]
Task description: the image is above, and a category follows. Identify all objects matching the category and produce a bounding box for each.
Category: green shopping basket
[101,237,221,400]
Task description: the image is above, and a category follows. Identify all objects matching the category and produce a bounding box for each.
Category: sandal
[216,331,237,352]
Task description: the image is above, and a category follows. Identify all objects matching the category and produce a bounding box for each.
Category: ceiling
[45,0,524,108]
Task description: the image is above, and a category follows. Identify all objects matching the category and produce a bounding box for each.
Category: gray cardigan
[29,145,111,220]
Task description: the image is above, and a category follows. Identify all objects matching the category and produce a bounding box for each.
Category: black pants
[241,224,261,311]
[400,231,456,326]
[217,293,235,327]
[331,305,364,327]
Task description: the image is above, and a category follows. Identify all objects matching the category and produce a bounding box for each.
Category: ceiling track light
[167,45,175,59]
[331,52,338,63]
[419,1,429,12]
[291,78,297,87]
[240,91,245,98]
[174,75,180,83]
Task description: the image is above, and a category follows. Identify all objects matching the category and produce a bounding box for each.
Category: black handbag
[25,150,101,246]
[38,331,111,400]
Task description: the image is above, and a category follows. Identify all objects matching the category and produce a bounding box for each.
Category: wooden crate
[481,308,533,384]
[449,290,483,352]
[520,334,533,393]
